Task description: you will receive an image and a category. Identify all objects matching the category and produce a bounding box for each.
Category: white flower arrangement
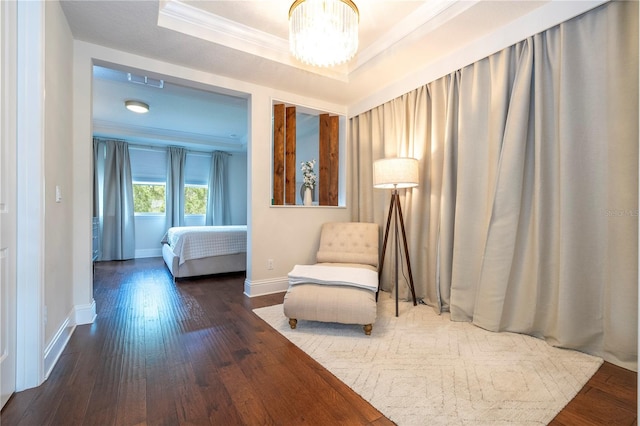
[301,159,317,190]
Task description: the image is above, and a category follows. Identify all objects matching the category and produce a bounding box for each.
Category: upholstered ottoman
[283,222,380,335]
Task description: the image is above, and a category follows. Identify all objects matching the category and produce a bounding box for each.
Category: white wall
[16,0,81,390]
[42,0,78,378]
[71,34,95,328]
[133,215,166,258]
[246,91,351,296]
[44,0,74,337]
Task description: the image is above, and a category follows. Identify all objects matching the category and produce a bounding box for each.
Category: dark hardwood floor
[1,257,636,425]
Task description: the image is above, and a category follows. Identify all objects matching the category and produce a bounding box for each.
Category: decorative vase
[304,187,312,206]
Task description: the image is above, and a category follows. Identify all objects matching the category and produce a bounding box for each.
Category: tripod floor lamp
[373,157,419,317]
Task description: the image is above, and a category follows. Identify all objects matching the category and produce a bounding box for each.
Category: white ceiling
[59,0,604,152]
[92,66,250,151]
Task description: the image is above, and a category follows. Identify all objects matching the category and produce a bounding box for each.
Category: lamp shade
[373,157,419,189]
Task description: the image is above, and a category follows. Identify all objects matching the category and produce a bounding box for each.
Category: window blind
[185,153,211,185]
[129,146,212,185]
[129,147,167,183]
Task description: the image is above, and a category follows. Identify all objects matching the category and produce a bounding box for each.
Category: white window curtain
[166,146,186,229]
[206,151,230,225]
[93,138,136,261]
[349,1,637,370]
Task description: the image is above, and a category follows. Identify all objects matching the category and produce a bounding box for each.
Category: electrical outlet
[267,259,274,270]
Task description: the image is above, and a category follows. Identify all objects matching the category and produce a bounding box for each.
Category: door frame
[15,0,46,391]
[0,0,17,408]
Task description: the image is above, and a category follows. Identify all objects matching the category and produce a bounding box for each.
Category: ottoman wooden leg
[289,318,298,329]
[363,324,372,335]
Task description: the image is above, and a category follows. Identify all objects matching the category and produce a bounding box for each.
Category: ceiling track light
[289,0,359,67]
[127,73,164,89]
[125,100,149,113]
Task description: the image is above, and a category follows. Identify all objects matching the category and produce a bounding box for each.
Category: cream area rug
[254,294,603,425]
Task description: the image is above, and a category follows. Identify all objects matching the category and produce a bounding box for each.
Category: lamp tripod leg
[394,193,399,317]
[378,193,395,279]
[378,189,418,314]
[394,193,417,306]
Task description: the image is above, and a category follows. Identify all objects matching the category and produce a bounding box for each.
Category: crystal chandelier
[288,0,359,67]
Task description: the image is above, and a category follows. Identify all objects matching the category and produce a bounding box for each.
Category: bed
[161,225,247,280]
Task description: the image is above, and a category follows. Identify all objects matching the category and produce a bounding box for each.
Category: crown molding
[157,0,350,82]
[156,0,475,82]
[350,0,469,72]
[93,119,247,152]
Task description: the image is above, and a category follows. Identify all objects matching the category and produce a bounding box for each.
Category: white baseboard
[44,300,97,381]
[244,277,288,297]
[44,314,75,380]
[43,299,97,381]
[135,248,162,258]
[74,299,96,325]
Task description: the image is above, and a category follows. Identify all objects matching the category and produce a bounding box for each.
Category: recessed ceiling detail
[92,65,249,152]
[157,1,297,72]
[61,0,606,150]
[62,1,605,105]
[156,0,463,81]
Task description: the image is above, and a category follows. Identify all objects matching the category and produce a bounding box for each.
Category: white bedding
[288,264,379,292]
[166,225,247,265]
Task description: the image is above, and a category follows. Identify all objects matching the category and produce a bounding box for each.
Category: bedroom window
[133,182,166,214]
[130,146,167,215]
[184,184,207,215]
[184,152,210,216]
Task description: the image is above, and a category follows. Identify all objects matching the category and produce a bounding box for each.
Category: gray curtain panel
[92,138,102,219]
[94,139,136,261]
[206,151,230,226]
[92,139,103,260]
[349,1,638,370]
[166,146,186,229]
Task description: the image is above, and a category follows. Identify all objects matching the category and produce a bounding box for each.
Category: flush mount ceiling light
[124,100,149,113]
[289,0,359,67]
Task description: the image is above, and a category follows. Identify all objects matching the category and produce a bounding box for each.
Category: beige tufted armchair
[283,222,380,335]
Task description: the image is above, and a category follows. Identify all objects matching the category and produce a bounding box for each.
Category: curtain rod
[93,137,232,156]
[105,140,232,156]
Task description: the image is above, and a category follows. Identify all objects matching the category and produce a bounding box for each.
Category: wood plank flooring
[1,257,637,425]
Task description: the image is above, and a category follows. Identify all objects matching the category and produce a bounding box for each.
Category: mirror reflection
[272,102,343,207]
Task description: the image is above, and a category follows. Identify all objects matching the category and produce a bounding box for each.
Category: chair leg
[289,318,298,329]
[363,324,372,335]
